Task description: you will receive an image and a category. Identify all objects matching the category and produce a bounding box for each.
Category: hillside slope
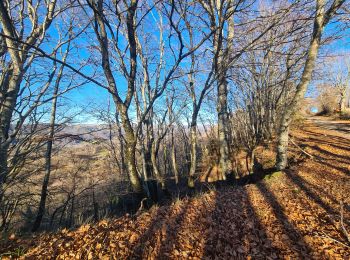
[1,118,349,259]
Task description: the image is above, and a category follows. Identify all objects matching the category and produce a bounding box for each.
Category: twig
[289,138,315,159]
[340,201,350,243]
[316,231,350,249]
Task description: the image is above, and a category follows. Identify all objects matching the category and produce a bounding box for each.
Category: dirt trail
[1,118,349,259]
[308,116,350,137]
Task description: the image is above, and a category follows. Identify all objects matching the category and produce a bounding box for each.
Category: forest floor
[1,116,350,259]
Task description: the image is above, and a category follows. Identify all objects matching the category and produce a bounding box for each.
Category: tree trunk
[151,140,166,190]
[246,149,255,174]
[91,0,144,196]
[31,91,58,232]
[170,128,179,184]
[32,45,70,231]
[143,129,154,181]
[0,0,56,205]
[141,146,148,181]
[0,71,22,203]
[163,140,168,178]
[69,195,75,228]
[339,87,346,113]
[120,108,144,196]
[125,141,143,195]
[216,4,234,180]
[217,77,232,179]
[32,111,57,230]
[115,110,127,177]
[276,121,290,170]
[188,121,197,188]
[92,188,99,222]
[0,144,8,201]
[276,0,330,170]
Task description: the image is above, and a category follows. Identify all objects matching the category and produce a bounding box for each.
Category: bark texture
[276,0,346,170]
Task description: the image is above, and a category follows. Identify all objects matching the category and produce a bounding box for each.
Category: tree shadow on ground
[309,145,350,162]
[255,181,312,257]
[310,122,350,135]
[129,200,192,259]
[291,165,339,205]
[295,135,350,153]
[202,186,280,258]
[313,160,349,176]
[284,170,339,218]
[284,169,350,243]
[125,167,318,258]
[300,129,350,147]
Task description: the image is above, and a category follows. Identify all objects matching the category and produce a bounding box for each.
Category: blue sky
[19,2,350,125]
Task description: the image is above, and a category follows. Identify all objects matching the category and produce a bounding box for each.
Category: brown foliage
[1,119,350,259]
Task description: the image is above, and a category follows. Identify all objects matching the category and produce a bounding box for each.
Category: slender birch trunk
[0,71,22,200]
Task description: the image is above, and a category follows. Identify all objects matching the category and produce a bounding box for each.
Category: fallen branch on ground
[340,201,350,244]
[289,138,315,159]
[316,231,350,249]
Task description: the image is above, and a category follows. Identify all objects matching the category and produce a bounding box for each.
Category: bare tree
[276,0,347,170]
[228,1,311,174]
[199,0,238,180]
[321,55,350,113]
[32,28,74,232]
[85,0,144,195]
[85,0,212,196]
[0,0,59,203]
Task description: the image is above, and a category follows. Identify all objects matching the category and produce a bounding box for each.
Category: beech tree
[198,0,238,180]
[276,0,347,170]
[228,1,311,174]
[86,0,212,196]
[0,1,88,230]
[322,55,350,113]
[32,29,74,232]
[0,0,59,204]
